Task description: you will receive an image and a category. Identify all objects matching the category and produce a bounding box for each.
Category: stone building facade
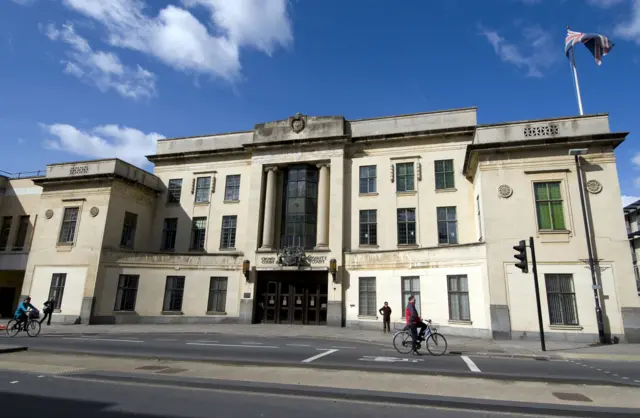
[1,107,639,343]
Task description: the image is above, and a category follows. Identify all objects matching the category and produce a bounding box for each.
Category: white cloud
[623,195,640,207]
[60,0,293,82]
[42,123,165,167]
[479,25,558,77]
[44,23,156,100]
[614,0,640,45]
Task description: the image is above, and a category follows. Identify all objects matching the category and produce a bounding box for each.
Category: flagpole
[568,30,585,116]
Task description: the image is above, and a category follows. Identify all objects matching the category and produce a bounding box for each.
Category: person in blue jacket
[14,296,38,329]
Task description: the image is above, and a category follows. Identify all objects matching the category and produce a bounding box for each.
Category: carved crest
[290,112,306,134]
[277,246,308,267]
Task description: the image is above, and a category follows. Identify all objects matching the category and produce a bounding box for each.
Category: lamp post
[568,148,606,344]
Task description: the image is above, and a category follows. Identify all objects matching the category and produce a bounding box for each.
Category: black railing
[0,169,46,178]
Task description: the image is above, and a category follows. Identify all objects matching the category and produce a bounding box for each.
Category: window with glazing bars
[48,273,66,310]
[435,159,454,189]
[359,166,377,194]
[225,175,241,201]
[397,208,416,245]
[207,277,227,312]
[161,218,177,250]
[167,179,183,204]
[58,208,79,244]
[163,276,185,312]
[545,274,579,325]
[358,277,377,316]
[194,177,211,203]
[437,206,458,244]
[120,211,138,248]
[114,275,139,311]
[190,217,207,250]
[220,216,237,249]
[534,182,566,231]
[401,276,420,317]
[12,215,29,251]
[0,216,12,250]
[359,210,377,245]
[396,163,415,192]
[447,275,470,321]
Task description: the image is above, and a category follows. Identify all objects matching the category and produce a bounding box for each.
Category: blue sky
[1,0,639,204]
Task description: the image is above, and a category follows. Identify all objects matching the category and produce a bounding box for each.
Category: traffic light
[513,240,528,273]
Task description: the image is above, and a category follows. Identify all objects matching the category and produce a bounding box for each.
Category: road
[2,332,640,386]
[0,369,605,418]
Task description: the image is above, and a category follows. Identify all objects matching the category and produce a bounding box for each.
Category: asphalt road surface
[3,332,640,386]
[0,369,587,418]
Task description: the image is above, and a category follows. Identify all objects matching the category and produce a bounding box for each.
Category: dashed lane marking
[241,342,263,345]
[301,349,339,363]
[63,337,143,343]
[286,344,311,347]
[331,346,356,349]
[186,343,277,349]
[9,381,18,384]
[461,356,482,373]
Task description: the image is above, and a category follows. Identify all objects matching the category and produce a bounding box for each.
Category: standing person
[40,298,55,326]
[405,295,427,355]
[379,302,392,333]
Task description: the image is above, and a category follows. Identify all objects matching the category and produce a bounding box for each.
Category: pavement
[2,331,640,387]
[2,369,619,418]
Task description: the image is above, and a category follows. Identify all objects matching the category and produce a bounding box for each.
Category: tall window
[282,165,318,249]
[435,159,455,190]
[220,215,237,249]
[359,166,377,194]
[163,276,185,312]
[58,207,79,244]
[190,217,207,250]
[545,274,579,325]
[397,208,416,245]
[0,216,12,250]
[161,218,177,250]
[120,211,138,248]
[396,163,415,192]
[48,273,66,310]
[167,179,183,204]
[12,215,29,251]
[114,275,139,311]
[476,195,483,241]
[401,276,420,317]
[195,177,211,203]
[437,206,458,244]
[448,275,470,321]
[225,175,241,201]
[359,210,377,246]
[534,182,566,231]
[358,277,377,316]
[207,277,228,312]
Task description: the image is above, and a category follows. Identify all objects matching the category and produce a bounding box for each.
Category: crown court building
[1,107,639,343]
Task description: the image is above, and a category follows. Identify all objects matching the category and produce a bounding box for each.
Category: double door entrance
[255,271,328,325]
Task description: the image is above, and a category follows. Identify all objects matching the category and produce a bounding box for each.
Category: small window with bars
[48,273,66,310]
[190,217,207,250]
[437,206,458,245]
[225,175,241,201]
[207,277,228,313]
[359,210,377,246]
[401,276,420,317]
[397,208,416,245]
[447,275,470,321]
[220,215,237,249]
[545,274,579,326]
[114,275,139,311]
[58,207,79,244]
[163,276,185,312]
[358,277,377,317]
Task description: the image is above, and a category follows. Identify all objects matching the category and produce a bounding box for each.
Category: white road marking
[9,381,18,384]
[604,371,611,374]
[623,377,629,380]
[302,349,339,363]
[359,356,423,363]
[190,340,219,343]
[155,338,177,342]
[461,356,481,373]
[186,343,277,349]
[63,337,143,343]
[241,342,263,345]
[331,346,356,349]
[635,380,640,383]
[37,376,44,378]
[286,344,311,347]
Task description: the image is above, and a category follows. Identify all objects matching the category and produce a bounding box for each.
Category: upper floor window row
[357,160,456,194]
[166,175,242,205]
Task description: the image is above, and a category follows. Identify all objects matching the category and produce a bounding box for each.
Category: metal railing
[0,169,46,178]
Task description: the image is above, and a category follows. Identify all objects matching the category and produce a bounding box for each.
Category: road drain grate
[135,366,169,371]
[552,392,593,402]
[156,368,188,374]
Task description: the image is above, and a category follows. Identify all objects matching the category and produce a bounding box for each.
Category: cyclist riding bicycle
[14,296,38,330]
[405,295,427,355]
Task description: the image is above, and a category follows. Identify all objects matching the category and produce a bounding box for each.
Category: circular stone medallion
[45,209,54,219]
[90,207,100,217]
[498,184,513,198]
[586,179,603,194]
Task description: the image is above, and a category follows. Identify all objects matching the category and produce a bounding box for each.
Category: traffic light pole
[529,236,546,352]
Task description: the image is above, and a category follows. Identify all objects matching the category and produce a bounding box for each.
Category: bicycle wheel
[393,331,413,354]
[26,320,41,337]
[425,332,448,356]
[5,320,20,337]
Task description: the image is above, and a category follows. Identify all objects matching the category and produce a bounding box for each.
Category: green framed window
[534,182,566,231]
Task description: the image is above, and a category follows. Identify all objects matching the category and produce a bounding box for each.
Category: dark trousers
[410,322,428,351]
[40,310,52,326]
[382,317,390,332]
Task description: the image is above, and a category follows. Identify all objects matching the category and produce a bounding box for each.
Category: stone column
[315,163,330,249]
[260,167,278,249]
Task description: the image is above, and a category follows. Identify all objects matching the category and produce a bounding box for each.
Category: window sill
[438,242,459,247]
[550,324,583,331]
[56,244,74,252]
[435,188,457,193]
[223,200,240,204]
[161,311,184,316]
[194,201,210,206]
[358,192,378,197]
[357,315,378,320]
[358,244,379,249]
[219,247,236,251]
[397,244,419,249]
[206,311,227,316]
[448,319,472,326]
[112,310,137,315]
[396,191,417,196]
[539,230,571,243]
[538,230,571,235]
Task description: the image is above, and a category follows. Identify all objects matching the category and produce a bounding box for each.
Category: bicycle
[392,319,448,356]
[5,310,41,337]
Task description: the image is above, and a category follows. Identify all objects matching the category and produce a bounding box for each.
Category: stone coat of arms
[277,246,307,266]
[290,112,306,134]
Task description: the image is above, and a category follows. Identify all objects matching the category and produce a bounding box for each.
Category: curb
[25,346,639,388]
[59,370,640,417]
[0,345,28,354]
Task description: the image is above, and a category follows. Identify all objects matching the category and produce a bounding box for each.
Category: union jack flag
[565,28,614,66]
